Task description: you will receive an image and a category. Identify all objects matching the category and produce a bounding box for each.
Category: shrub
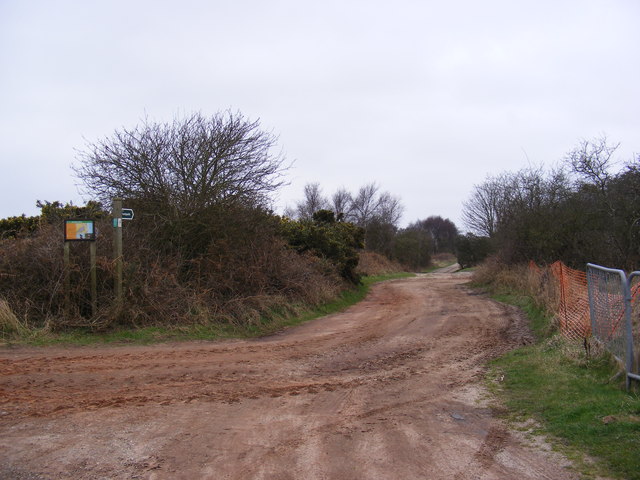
[280,210,364,283]
[0,201,107,240]
[392,227,431,270]
[0,205,345,332]
[455,233,493,269]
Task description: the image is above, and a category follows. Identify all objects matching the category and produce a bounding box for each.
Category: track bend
[0,272,579,479]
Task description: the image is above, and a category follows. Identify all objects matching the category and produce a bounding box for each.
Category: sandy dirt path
[0,272,580,479]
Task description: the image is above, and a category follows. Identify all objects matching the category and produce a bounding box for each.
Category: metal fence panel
[586,263,639,389]
[586,264,628,365]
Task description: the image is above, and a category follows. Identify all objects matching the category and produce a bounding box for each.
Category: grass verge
[1,272,414,347]
[487,292,640,480]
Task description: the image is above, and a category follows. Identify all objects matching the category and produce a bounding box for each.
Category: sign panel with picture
[64,220,96,241]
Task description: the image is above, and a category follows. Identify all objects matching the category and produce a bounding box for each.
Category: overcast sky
[1,0,639,229]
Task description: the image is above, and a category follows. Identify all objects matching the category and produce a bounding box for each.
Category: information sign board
[64,220,96,241]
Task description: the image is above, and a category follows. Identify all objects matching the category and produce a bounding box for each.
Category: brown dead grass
[0,298,25,335]
[356,251,406,276]
[473,256,560,319]
[0,221,344,333]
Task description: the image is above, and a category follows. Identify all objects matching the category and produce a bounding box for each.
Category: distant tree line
[461,136,640,270]
[290,182,458,270]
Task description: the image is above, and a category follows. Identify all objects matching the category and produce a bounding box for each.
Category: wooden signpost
[63,219,97,317]
[112,198,133,307]
[61,199,133,318]
[112,198,123,306]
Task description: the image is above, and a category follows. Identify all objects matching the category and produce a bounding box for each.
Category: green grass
[488,292,640,479]
[491,293,550,340]
[1,272,414,348]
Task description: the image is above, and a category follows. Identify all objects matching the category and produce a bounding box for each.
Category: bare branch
[75,111,288,216]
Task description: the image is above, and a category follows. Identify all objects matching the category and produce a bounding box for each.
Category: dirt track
[0,271,580,479]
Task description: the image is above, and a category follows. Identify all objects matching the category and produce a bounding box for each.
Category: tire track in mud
[0,337,441,417]
[0,273,578,480]
[0,280,442,418]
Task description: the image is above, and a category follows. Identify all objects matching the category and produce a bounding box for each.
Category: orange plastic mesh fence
[528,260,543,276]
[532,261,591,341]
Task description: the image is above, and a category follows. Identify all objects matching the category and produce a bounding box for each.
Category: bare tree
[76,111,287,216]
[348,183,404,255]
[566,135,619,194]
[289,181,404,255]
[295,182,328,220]
[376,192,404,226]
[350,183,381,227]
[331,188,353,220]
[461,174,511,237]
[462,168,568,238]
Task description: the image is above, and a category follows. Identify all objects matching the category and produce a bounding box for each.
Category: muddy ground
[0,270,581,479]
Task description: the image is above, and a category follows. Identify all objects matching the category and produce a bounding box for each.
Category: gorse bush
[0,205,347,332]
[0,215,40,239]
[0,112,368,334]
[280,210,364,284]
[0,200,106,239]
[289,182,459,271]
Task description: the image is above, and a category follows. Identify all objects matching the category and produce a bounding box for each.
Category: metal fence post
[627,272,640,386]
[622,276,634,390]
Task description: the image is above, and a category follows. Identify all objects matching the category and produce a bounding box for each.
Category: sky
[1,0,639,230]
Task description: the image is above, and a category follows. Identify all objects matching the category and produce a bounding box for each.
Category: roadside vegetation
[474,259,640,480]
[458,136,640,478]
[2,269,412,347]
[1,110,453,344]
[289,182,458,271]
[0,195,412,345]
[460,136,640,271]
